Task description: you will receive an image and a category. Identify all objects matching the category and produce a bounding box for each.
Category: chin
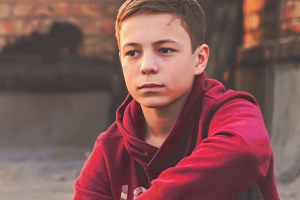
[139,98,170,109]
[141,102,167,109]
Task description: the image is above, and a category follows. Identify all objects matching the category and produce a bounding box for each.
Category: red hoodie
[74,73,279,200]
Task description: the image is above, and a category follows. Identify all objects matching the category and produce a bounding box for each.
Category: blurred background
[0,0,299,199]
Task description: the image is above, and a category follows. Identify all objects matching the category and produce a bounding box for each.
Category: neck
[141,96,188,148]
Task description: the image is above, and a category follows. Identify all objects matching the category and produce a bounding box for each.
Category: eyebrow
[153,39,178,46]
[122,42,140,48]
[122,39,178,49]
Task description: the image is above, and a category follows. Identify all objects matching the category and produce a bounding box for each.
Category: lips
[138,83,164,93]
[138,83,164,89]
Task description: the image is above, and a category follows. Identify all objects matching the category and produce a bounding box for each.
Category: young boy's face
[119,13,207,109]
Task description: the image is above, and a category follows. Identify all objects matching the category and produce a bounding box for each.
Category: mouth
[138,83,164,89]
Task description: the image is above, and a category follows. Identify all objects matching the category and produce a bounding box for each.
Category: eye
[158,48,175,54]
[125,50,139,57]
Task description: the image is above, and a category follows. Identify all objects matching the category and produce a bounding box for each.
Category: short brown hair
[115,0,206,52]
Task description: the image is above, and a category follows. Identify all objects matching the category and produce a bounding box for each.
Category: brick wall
[0,0,124,61]
[243,0,265,48]
[243,0,300,48]
[280,0,300,35]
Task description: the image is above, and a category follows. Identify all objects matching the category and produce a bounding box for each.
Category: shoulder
[94,123,124,155]
[202,78,258,108]
[95,122,124,151]
[98,122,122,140]
[197,78,261,128]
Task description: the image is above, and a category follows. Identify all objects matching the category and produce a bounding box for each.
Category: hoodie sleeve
[73,136,112,200]
[136,99,273,200]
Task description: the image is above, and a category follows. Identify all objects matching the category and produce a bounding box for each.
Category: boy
[74,0,279,199]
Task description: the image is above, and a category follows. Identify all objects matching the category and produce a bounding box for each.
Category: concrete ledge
[237,36,300,66]
[0,55,116,92]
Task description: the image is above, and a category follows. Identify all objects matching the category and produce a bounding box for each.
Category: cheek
[170,65,194,82]
[123,73,133,89]
[168,75,193,93]
[122,63,131,77]
[122,68,138,95]
[169,70,195,91]
[121,68,131,86]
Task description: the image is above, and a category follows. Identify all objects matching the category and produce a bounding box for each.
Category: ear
[193,43,209,75]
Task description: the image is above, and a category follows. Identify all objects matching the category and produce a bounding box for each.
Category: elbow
[239,135,272,179]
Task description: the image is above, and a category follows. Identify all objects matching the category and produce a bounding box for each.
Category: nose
[140,52,158,75]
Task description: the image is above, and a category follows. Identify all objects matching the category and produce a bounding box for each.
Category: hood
[116,72,212,173]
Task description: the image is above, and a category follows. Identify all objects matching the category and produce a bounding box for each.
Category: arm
[136,99,272,200]
[73,136,112,200]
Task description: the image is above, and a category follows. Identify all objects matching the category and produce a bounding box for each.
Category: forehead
[119,13,191,48]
